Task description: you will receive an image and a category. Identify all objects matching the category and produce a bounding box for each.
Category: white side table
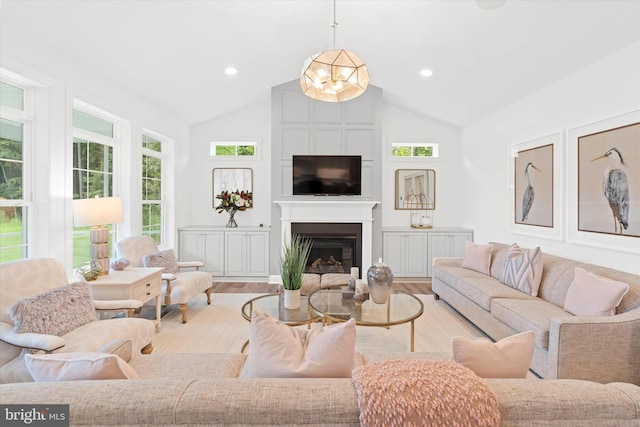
[89,267,163,331]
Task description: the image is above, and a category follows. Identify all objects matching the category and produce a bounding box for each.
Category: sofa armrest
[548,309,640,385]
[432,257,463,268]
[93,299,144,310]
[177,261,204,270]
[0,321,66,352]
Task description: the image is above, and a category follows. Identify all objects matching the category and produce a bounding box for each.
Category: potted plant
[280,234,313,309]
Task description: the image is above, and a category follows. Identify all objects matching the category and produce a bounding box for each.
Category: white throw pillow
[24,352,139,382]
[245,310,356,378]
[563,267,629,316]
[461,241,493,275]
[499,244,543,296]
[452,331,535,378]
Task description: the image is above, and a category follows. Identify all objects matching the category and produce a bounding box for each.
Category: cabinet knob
[146,283,151,287]
[146,292,151,296]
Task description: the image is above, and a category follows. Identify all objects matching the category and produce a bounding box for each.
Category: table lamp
[72,196,123,275]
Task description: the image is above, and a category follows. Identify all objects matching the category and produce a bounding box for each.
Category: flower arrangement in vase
[280,234,313,309]
[215,190,253,227]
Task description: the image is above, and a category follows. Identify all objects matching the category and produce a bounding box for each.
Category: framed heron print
[514,144,554,227]
[508,132,563,240]
[577,121,639,238]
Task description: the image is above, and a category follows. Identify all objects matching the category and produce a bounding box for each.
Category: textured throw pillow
[143,249,179,274]
[461,241,493,275]
[452,331,535,378]
[24,352,139,382]
[499,244,543,296]
[9,282,96,337]
[352,359,500,427]
[245,310,356,378]
[563,267,630,316]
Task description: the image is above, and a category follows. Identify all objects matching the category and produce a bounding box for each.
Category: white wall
[381,104,463,228]
[186,104,272,228]
[461,41,640,274]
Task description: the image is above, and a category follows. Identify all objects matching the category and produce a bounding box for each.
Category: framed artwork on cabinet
[508,132,563,240]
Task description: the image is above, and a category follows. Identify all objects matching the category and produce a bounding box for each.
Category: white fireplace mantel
[275,200,380,275]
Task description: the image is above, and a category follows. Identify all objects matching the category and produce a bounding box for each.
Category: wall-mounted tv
[293,155,362,196]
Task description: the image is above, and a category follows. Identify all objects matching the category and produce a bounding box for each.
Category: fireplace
[291,223,362,275]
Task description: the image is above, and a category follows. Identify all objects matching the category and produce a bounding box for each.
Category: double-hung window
[141,132,166,245]
[0,79,32,262]
[72,105,118,268]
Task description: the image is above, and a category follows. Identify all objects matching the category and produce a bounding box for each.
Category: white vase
[283,289,301,310]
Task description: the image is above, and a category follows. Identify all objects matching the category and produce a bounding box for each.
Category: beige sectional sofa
[1,351,639,426]
[432,242,640,385]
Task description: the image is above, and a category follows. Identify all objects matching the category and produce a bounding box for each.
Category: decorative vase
[283,288,301,310]
[367,258,394,304]
[226,209,238,228]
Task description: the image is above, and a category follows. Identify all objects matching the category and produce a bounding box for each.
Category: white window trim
[210,138,260,160]
[389,140,441,161]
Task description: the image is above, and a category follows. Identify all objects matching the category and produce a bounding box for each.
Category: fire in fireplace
[291,223,362,275]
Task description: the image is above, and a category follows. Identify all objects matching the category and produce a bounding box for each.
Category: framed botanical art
[568,110,640,253]
[508,133,563,240]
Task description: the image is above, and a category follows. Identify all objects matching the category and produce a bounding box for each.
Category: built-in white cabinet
[427,230,473,276]
[178,226,270,279]
[382,227,473,278]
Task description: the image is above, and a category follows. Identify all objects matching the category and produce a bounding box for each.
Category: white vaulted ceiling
[1,0,638,127]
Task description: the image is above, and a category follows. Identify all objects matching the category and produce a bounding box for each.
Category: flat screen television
[292,155,362,196]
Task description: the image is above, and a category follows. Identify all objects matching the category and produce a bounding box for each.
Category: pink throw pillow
[461,241,493,275]
[563,267,629,316]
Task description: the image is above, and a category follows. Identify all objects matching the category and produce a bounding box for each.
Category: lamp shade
[72,197,123,227]
[300,49,369,102]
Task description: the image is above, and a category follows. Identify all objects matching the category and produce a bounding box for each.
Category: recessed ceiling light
[225,67,238,76]
[419,69,433,78]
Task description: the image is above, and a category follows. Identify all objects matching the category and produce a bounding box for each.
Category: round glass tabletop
[241,293,322,326]
[308,286,424,327]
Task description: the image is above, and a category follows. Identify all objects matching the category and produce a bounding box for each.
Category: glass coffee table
[308,286,424,351]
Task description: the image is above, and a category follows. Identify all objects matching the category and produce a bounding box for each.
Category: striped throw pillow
[500,244,543,296]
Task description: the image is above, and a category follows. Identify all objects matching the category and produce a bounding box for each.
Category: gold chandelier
[300,0,369,102]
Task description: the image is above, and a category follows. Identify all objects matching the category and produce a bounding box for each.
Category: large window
[72,106,118,268]
[0,80,30,262]
[142,133,164,245]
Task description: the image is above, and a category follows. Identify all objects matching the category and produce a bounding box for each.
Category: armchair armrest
[162,273,177,281]
[548,309,640,384]
[177,261,204,270]
[0,321,65,352]
[93,299,144,311]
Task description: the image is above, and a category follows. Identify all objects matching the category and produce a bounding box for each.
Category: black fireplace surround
[291,223,362,275]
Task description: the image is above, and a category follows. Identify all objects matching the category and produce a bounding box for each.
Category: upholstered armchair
[0,258,156,384]
[115,235,213,324]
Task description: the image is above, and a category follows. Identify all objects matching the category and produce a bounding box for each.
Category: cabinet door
[179,232,202,262]
[405,234,427,277]
[203,232,224,276]
[450,233,472,258]
[224,232,247,276]
[382,233,406,276]
[246,232,269,276]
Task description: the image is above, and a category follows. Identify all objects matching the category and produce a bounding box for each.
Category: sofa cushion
[9,282,96,337]
[452,331,535,378]
[245,310,356,378]
[564,267,629,316]
[352,359,501,427]
[500,244,543,296]
[24,352,139,381]
[491,298,571,349]
[462,241,493,275]
[143,249,179,274]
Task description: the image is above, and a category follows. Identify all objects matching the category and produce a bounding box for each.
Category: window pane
[0,119,24,200]
[73,109,114,138]
[142,155,161,180]
[0,206,27,261]
[143,177,161,200]
[215,145,236,156]
[73,137,88,169]
[87,142,112,172]
[142,134,162,152]
[142,203,161,245]
[392,146,411,157]
[237,145,255,156]
[0,82,24,110]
